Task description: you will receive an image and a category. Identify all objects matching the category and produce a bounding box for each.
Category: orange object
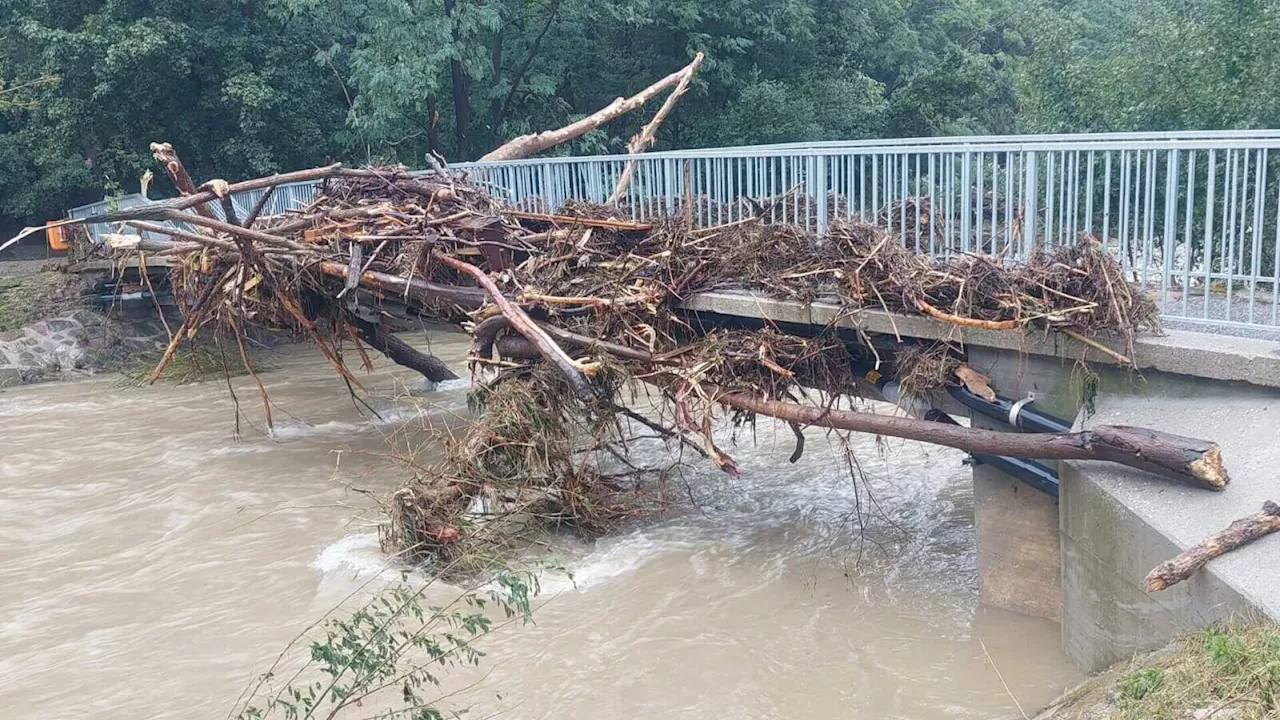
[46,222,69,251]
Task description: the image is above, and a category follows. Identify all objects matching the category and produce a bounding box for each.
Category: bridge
[68,130,1280,670]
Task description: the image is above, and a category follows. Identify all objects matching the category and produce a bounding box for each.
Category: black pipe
[851,362,1060,497]
[947,385,1072,434]
[922,409,1060,497]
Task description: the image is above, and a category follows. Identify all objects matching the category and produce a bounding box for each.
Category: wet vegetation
[1041,622,1280,719]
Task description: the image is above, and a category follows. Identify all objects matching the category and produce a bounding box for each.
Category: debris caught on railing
[56,140,1208,566]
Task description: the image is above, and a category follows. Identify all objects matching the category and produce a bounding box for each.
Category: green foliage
[233,568,542,720]
[1016,0,1280,133]
[7,0,1280,235]
[1119,666,1164,700]
[1102,622,1280,719]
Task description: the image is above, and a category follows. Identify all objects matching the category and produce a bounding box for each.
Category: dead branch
[434,253,597,401]
[481,55,707,162]
[349,316,459,383]
[686,381,1228,489]
[318,261,485,309]
[151,142,217,219]
[914,298,1021,330]
[608,53,704,204]
[1144,501,1280,592]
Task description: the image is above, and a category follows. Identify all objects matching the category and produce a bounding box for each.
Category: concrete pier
[681,290,1280,670]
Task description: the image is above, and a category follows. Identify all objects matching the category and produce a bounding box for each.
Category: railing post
[1024,150,1038,254]
[816,154,828,235]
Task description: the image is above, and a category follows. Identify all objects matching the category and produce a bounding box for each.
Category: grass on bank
[0,271,81,333]
[1046,622,1280,719]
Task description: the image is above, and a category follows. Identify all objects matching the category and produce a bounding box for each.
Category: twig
[979,638,1029,720]
[914,298,1021,330]
[1061,328,1133,366]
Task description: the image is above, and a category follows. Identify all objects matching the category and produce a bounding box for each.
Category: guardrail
[68,130,1280,330]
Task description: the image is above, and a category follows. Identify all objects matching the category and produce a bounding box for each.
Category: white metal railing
[453,132,1280,330]
[67,131,1280,329]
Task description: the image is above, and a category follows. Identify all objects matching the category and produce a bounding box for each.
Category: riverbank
[1036,622,1280,719]
[0,264,290,388]
[0,267,171,387]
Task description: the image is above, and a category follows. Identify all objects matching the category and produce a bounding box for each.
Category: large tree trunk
[698,384,1228,490]
[471,322,1229,490]
[488,28,504,147]
[445,0,472,161]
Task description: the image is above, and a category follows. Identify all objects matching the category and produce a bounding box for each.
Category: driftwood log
[608,53,704,203]
[480,54,705,162]
[478,326,1229,489]
[348,317,458,383]
[1144,501,1280,592]
[697,383,1228,490]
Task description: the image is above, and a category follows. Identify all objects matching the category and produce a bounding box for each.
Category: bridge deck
[681,290,1280,390]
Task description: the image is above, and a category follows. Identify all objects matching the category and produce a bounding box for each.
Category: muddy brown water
[0,333,1082,719]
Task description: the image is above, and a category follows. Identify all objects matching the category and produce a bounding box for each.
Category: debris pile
[65,144,1222,569]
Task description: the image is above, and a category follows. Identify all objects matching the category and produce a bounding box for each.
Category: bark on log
[242,185,277,228]
[1144,501,1280,592]
[318,261,486,309]
[480,55,706,162]
[153,209,307,251]
[471,324,1228,488]
[348,317,459,382]
[472,315,662,365]
[691,383,1229,489]
[125,221,238,251]
[79,164,345,224]
[151,142,216,219]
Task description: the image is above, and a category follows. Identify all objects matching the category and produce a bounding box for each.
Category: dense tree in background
[2,0,1280,232]
[1017,0,1280,132]
[0,0,348,227]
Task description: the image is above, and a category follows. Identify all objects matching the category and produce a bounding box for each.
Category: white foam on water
[312,533,391,577]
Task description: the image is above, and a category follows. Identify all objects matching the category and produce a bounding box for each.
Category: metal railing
[67,130,1280,330]
[68,181,319,244]
[453,131,1280,331]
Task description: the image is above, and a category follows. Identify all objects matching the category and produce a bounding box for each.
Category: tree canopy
[2,0,1278,230]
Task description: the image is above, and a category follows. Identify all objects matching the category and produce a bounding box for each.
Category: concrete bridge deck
[682,290,1280,670]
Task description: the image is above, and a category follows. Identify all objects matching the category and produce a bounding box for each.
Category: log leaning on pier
[1145,501,1280,592]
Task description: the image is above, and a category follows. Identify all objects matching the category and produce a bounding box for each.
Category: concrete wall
[942,345,1280,671]
[1059,377,1280,671]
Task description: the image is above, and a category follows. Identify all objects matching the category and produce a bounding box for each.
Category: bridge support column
[972,424,1063,622]
[967,347,1075,622]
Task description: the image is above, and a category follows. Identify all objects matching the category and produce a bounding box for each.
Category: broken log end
[1189,443,1230,490]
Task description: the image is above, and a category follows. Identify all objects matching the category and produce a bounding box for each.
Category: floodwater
[0,332,1082,719]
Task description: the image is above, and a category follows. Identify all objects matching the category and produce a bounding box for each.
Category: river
[0,332,1082,719]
